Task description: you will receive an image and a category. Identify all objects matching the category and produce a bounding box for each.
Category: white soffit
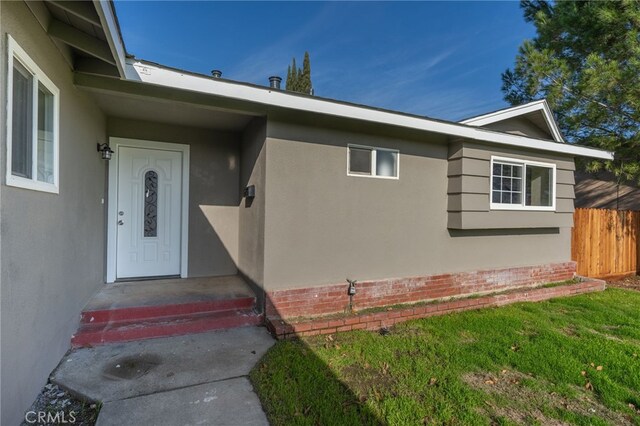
[124,61,613,161]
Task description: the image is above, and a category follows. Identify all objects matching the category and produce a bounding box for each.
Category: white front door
[116,146,183,279]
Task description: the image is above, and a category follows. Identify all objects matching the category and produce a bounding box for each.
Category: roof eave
[93,1,126,78]
[119,60,613,161]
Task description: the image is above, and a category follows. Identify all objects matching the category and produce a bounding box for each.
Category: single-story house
[0,1,613,423]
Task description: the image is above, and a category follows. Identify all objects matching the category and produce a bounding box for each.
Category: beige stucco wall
[238,118,267,288]
[262,120,572,291]
[1,2,107,423]
[107,118,241,277]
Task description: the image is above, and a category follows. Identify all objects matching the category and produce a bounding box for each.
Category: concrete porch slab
[52,327,274,403]
[85,275,255,310]
[96,377,268,426]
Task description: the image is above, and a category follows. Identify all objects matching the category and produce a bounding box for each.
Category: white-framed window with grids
[6,35,60,194]
[490,156,556,211]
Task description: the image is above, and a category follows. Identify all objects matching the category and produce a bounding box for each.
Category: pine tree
[502,1,640,181]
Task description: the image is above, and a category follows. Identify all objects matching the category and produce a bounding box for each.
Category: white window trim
[6,35,60,194]
[489,155,556,211]
[347,144,399,180]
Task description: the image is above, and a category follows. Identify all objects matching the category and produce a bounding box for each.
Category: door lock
[118,220,124,226]
[118,211,124,216]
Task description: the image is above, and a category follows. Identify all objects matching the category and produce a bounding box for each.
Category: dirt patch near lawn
[608,275,640,292]
[463,370,634,425]
[586,328,625,342]
[561,325,579,337]
[341,362,398,403]
[20,381,100,426]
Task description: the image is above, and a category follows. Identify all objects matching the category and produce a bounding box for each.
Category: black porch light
[97,143,114,160]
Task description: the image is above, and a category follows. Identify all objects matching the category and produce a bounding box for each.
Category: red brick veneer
[266,278,605,339]
[266,262,577,320]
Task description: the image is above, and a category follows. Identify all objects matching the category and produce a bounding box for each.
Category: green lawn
[251,289,640,425]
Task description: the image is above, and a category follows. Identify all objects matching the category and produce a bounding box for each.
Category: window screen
[349,147,372,175]
[11,60,33,179]
[525,165,553,207]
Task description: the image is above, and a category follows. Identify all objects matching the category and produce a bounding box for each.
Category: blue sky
[114,1,535,121]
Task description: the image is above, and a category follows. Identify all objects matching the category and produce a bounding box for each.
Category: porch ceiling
[90,90,255,131]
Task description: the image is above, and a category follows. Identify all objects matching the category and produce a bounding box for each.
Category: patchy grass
[541,277,582,288]
[251,289,640,425]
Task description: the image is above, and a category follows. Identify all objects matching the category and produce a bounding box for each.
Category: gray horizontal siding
[448,176,490,195]
[451,141,576,171]
[448,168,575,189]
[557,183,575,200]
[556,169,575,185]
[447,139,576,229]
[556,198,575,213]
[447,157,490,177]
[448,196,574,214]
[448,211,574,230]
[447,194,489,212]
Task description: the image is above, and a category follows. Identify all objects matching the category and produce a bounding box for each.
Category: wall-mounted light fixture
[244,185,256,198]
[97,143,114,160]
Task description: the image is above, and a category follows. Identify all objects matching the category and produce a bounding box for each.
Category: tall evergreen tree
[285,58,299,92]
[285,53,313,94]
[299,51,312,94]
[286,65,292,91]
[502,1,640,182]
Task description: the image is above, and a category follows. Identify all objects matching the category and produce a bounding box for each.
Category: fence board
[572,208,639,279]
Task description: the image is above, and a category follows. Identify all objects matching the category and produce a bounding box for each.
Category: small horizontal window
[490,157,555,211]
[348,145,398,179]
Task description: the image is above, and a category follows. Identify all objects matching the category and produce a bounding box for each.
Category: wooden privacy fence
[571,208,640,279]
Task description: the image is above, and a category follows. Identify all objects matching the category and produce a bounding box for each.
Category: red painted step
[80,296,255,326]
[72,308,263,348]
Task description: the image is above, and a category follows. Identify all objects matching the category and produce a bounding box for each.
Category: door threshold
[114,275,181,283]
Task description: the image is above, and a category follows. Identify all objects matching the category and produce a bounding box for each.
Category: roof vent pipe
[269,76,282,90]
[211,70,222,78]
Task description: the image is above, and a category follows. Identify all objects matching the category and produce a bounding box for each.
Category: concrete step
[72,308,263,348]
[80,296,256,326]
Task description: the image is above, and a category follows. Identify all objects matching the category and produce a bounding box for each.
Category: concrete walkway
[51,327,274,425]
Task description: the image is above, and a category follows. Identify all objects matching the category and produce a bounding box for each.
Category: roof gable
[460,100,564,143]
